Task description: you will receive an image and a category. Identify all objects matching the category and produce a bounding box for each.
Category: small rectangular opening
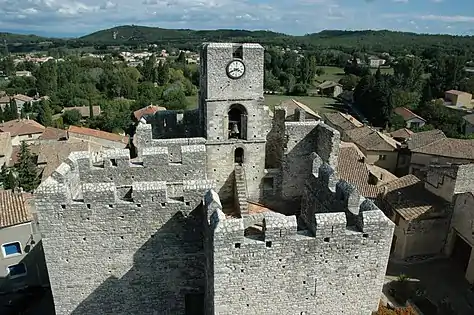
[234,243,241,248]
[323,237,330,242]
[110,159,117,167]
[232,45,243,59]
[266,241,272,248]
[263,177,274,190]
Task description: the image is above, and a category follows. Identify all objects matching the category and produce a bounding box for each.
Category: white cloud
[417,14,474,23]
[0,0,468,36]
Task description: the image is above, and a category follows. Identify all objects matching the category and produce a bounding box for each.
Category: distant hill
[0,32,52,43]
[2,25,474,55]
[79,25,289,44]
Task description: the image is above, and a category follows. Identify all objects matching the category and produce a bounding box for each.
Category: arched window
[234,148,244,164]
[228,104,248,140]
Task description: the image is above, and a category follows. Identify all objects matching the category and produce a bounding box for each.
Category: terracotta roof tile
[380,175,448,221]
[34,141,103,180]
[133,105,167,120]
[346,127,399,151]
[394,107,425,122]
[0,119,45,137]
[323,112,363,131]
[390,128,414,139]
[280,99,321,119]
[411,138,474,160]
[67,126,129,145]
[0,190,32,228]
[406,129,446,150]
[336,145,395,199]
[38,127,67,141]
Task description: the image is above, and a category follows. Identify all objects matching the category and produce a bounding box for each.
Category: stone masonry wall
[280,120,340,202]
[35,147,214,315]
[204,159,394,315]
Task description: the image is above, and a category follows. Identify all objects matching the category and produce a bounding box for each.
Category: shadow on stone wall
[259,127,318,216]
[0,240,54,315]
[70,207,206,315]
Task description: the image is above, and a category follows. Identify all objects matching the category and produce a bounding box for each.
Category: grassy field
[186,94,339,114]
[315,66,394,84]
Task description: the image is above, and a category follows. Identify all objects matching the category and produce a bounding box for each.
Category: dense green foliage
[0,142,40,192]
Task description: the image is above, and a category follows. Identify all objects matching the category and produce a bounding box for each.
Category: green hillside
[0,32,51,43]
[79,25,288,44]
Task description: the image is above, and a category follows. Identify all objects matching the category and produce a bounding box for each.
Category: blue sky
[0,0,473,37]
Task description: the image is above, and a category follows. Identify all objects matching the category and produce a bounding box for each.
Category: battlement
[204,187,392,247]
[36,148,215,207]
[302,158,394,236]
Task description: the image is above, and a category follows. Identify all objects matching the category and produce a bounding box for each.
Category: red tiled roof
[133,105,167,120]
[0,119,45,137]
[394,107,425,122]
[0,190,32,228]
[67,126,129,145]
[39,127,67,141]
[390,128,414,139]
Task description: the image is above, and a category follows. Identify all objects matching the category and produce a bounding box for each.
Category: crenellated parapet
[36,149,215,210]
[204,187,392,250]
[302,156,394,238]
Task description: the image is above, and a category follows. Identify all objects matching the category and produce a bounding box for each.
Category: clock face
[227,60,245,79]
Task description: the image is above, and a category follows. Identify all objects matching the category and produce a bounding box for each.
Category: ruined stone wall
[35,146,214,315]
[204,159,394,315]
[146,109,201,139]
[280,120,340,202]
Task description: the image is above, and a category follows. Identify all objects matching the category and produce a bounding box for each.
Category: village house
[345,126,401,173]
[14,71,32,77]
[0,132,12,167]
[323,112,364,141]
[279,99,321,121]
[0,119,45,146]
[390,128,414,143]
[393,107,426,129]
[317,81,343,98]
[337,142,397,200]
[0,190,49,293]
[445,90,473,108]
[62,106,101,120]
[67,126,129,149]
[133,105,167,121]
[0,94,35,116]
[409,137,474,180]
[377,174,451,260]
[395,129,447,177]
[368,56,386,68]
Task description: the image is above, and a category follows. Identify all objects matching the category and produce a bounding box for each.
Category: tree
[14,142,40,192]
[161,87,188,110]
[339,74,360,90]
[0,56,15,76]
[62,109,82,126]
[176,51,186,64]
[36,100,53,127]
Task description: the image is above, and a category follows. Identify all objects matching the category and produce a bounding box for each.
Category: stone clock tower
[199,43,272,204]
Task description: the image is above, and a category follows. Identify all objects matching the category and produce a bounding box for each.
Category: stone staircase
[234,165,248,214]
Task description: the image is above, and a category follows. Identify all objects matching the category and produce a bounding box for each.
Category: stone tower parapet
[204,155,394,315]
